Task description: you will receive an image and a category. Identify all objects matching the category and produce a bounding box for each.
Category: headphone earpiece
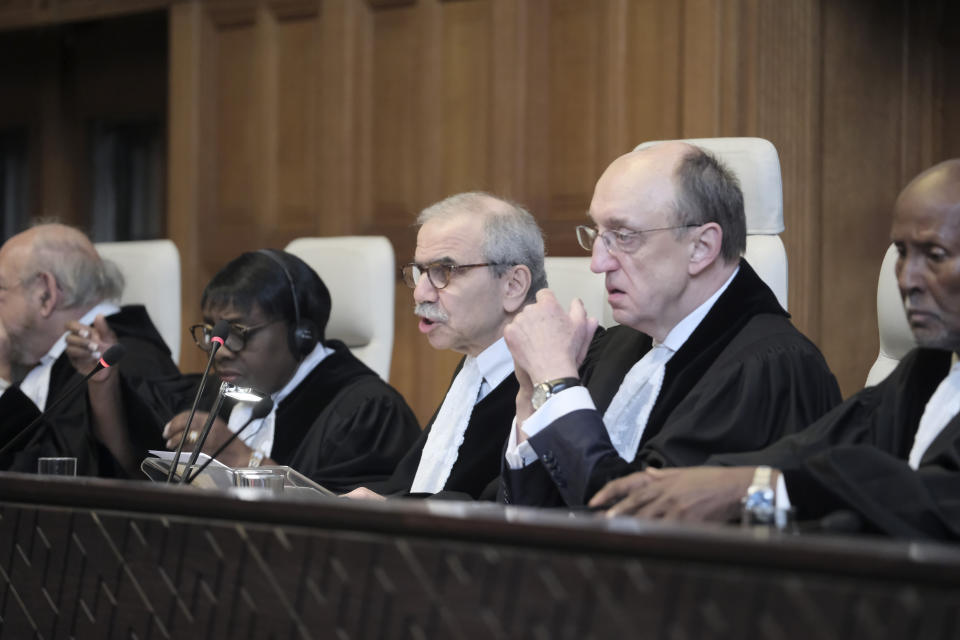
[257,249,318,360]
[292,325,315,354]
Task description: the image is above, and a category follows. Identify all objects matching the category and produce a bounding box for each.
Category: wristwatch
[742,466,776,525]
[531,377,581,410]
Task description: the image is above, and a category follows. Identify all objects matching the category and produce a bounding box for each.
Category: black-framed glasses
[401,262,504,289]
[189,320,281,353]
[576,223,701,255]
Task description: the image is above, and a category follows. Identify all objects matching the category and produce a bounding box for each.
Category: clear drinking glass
[37,457,77,476]
[234,467,285,494]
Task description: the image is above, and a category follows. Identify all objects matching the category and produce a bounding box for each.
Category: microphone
[184,397,274,485]
[178,382,230,483]
[0,344,127,458]
[165,319,231,483]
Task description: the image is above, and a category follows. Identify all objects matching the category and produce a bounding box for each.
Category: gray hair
[672,147,747,263]
[23,223,124,308]
[417,192,547,304]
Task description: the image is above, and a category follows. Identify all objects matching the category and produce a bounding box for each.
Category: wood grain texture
[2,0,959,409]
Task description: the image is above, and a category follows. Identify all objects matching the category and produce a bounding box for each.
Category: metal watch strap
[742,465,776,526]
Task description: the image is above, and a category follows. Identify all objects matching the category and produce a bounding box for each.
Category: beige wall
[2,0,958,423]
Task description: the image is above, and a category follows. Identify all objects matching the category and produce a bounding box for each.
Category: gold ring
[187,431,198,444]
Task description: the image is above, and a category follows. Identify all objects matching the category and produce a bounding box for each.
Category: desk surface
[1,472,959,639]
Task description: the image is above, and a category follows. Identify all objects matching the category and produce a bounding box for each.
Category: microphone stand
[184,397,273,485]
[178,382,229,483]
[166,320,230,483]
[0,344,127,458]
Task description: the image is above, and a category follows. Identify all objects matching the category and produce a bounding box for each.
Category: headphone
[257,249,317,360]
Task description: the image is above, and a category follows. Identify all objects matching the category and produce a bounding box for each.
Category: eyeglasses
[576,224,701,255]
[401,262,504,290]
[189,320,281,353]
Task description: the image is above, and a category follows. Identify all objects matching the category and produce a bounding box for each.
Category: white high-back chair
[544,256,609,325]
[285,236,395,381]
[865,244,915,386]
[95,239,182,363]
[634,137,789,311]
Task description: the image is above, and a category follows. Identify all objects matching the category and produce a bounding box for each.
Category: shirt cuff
[776,471,791,510]
[505,416,539,469]
[505,386,596,469]
[519,385,595,439]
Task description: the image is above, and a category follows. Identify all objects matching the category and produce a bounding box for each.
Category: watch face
[744,488,776,524]
[532,384,548,410]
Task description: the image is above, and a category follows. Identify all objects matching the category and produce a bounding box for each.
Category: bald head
[594,142,693,226]
[0,223,123,310]
[891,158,960,352]
[897,159,960,217]
[594,142,746,263]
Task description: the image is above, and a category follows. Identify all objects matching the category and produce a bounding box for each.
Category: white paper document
[147,450,230,469]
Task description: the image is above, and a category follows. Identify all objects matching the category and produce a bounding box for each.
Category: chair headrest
[284,236,395,347]
[876,244,915,359]
[633,137,784,234]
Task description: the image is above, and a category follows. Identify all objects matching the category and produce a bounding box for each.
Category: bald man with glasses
[500,142,842,507]
[345,191,547,501]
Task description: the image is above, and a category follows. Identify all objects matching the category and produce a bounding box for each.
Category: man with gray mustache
[345,192,547,500]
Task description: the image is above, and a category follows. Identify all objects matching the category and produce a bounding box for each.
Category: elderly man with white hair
[0,223,179,476]
[347,191,547,500]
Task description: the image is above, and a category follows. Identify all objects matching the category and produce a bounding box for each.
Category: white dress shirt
[473,337,515,402]
[908,359,960,469]
[226,341,334,457]
[505,268,739,468]
[411,337,514,493]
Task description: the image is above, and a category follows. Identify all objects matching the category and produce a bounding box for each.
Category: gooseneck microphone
[165,319,231,483]
[178,383,230,483]
[0,343,127,458]
[184,396,274,485]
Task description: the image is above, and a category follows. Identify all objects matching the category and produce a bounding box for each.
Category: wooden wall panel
[370,5,424,229]
[4,0,958,411]
[819,0,928,392]
[623,1,682,144]
[753,0,823,340]
[213,25,259,236]
[438,1,491,194]
[275,17,316,229]
[167,2,206,372]
[547,0,603,208]
[317,0,370,237]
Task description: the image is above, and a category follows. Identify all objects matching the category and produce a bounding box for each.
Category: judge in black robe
[365,358,519,500]
[502,260,842,507]
[161,250,421,494]
[711,348,960,539]
[0,305,180,477]
[586,155,960,540]
[250,340,422,492]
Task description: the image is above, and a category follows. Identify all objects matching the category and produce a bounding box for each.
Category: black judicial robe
[233,340,421,493]
[0,305,180,477]
[712,348,960,540]
[365,358,519,500]
[502,260,842,507]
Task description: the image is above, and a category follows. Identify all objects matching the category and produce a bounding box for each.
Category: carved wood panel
[2,0,958,404]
